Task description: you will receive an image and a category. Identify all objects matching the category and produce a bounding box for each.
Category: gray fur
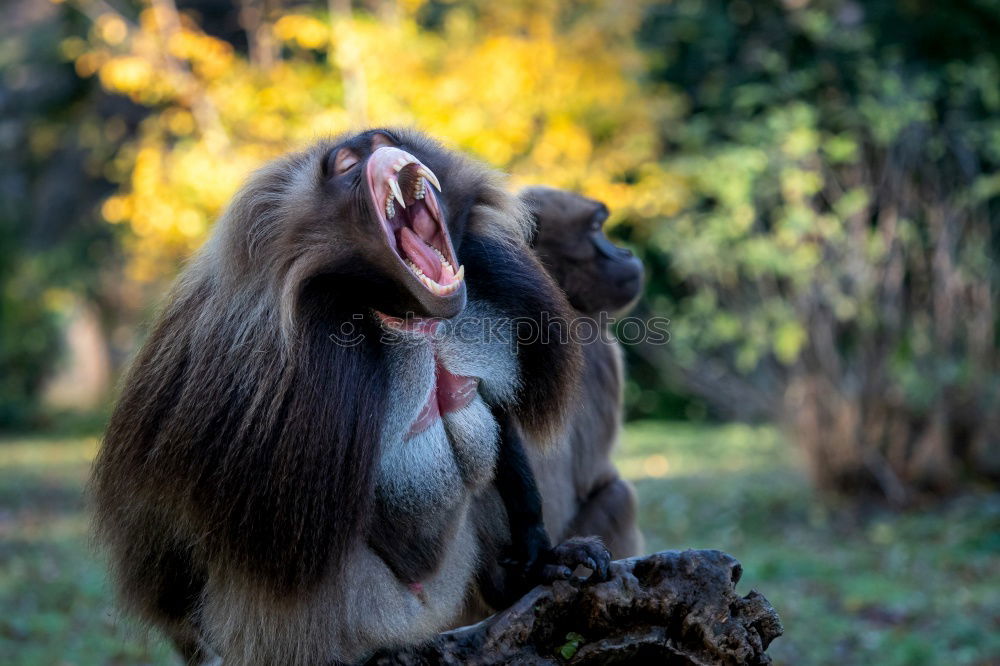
[199,506,480,664]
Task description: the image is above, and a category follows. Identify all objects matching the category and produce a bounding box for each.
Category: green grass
[0,436,174,665]
[621,422,1000,666]
[1,424,998,665]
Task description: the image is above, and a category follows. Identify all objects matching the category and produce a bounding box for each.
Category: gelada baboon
[460,187,644,623]
[90,130,605,665]
[520,186,644,559]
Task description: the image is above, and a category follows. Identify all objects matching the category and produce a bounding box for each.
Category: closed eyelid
[332,148,360,175]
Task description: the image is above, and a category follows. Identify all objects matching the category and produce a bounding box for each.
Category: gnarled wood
[368,549,782,665]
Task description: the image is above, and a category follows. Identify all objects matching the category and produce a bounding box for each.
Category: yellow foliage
[100,195,131,223]
[79,1,688,284]
[95,14,128,46]
[274,15,330,49]
[99,56,154,94]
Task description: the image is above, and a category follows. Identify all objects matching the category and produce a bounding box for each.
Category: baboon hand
[537,536,611,584]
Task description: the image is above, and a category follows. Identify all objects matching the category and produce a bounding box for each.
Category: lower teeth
[403,249,462,291]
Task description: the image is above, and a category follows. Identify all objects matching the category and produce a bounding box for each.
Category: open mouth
[367,147,464,297]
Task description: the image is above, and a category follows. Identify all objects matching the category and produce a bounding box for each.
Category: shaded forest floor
[1,423,998,665]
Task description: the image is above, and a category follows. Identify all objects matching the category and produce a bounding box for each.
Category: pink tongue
[400,227,442,281]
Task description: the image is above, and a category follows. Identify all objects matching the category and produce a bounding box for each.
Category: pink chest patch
[407,361,479,439]
[374,311,479,440]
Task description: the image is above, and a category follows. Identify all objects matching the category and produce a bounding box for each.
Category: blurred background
[1,0,998,663]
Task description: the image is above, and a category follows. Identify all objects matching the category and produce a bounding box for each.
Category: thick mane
[461,233,582,446]
[92,156,391,604]
[90,128,578,637]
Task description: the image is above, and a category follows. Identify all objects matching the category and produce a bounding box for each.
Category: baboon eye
[327,147,360,176]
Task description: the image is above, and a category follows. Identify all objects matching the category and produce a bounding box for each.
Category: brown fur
[90,130,580,664]
[457,187,645,626]
[456,187,643,625]
[520,186,644,557]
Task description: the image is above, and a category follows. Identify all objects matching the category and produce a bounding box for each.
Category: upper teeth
[385,173,433,215]
[417,167,441,192]
[382,159,441,222]
[388,160,441,204]
[389,178,406,208]
[390,156,441,190]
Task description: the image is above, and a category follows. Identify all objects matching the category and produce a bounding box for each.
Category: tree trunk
[367,549,782,665]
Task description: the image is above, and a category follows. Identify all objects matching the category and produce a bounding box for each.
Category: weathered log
[367,549,782,665]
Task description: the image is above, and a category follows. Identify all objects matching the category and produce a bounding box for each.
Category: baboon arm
[566,477,644,559]
[490,405,552,582]
[489,406,611,603]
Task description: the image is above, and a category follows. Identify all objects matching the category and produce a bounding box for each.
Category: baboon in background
[90,129,607,666]
[461,187,644,624]
[520,186,645,559]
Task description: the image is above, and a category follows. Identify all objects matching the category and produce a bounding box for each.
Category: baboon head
[221,128,511,323]
[520,186,643,315]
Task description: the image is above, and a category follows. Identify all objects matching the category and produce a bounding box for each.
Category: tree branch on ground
[368,549,783,666]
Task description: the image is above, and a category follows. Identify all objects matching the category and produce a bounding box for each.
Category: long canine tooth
[389,178,407,208]
[418,167,441,192]
[455,265,465,282]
